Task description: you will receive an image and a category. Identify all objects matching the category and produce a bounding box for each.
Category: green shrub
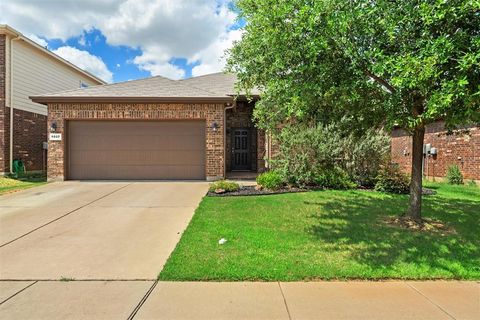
[467,179,477,187]
[342,130,390,187]
[271,121,389,188]
[446,164,463,185]
[256,171,284,190]
[271,123,344,187]
[208,180,240,192]
[374,163,410,194]
[314,168,357,189]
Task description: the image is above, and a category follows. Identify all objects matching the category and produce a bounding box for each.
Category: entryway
[231,128,251,170]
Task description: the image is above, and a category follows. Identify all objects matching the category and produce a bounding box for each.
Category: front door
[232,128,250,170]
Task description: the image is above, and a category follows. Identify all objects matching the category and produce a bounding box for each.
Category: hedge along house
[31,72,268,181]
[0,25,105,175]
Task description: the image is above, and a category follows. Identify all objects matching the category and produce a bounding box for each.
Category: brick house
[391,122,480,180]
[0,25,105,174]
[31,73,270,181]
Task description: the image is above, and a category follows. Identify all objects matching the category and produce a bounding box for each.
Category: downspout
[266,132,272,169]
[224,102,235,178]
[9,35,21,174]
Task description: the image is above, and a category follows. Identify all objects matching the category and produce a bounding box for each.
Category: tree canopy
[227,0,479,219]
[229,0,479,130]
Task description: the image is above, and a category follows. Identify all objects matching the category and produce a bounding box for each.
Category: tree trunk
[407,124,425,221]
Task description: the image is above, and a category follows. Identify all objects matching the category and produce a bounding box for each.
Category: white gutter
[9,35,20,174]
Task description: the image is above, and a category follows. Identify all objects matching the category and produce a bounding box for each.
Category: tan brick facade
[47,103,226,181]
[391,121,480,180]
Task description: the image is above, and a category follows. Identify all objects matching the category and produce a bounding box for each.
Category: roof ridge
[171,77,221,96]
[176,81,222,96]
[179,72,228,81]
[92,75,172,88]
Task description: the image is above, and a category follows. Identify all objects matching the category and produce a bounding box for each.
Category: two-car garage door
[67,121,206,180]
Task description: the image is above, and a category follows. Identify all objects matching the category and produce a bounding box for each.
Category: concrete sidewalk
[0,281,478,319]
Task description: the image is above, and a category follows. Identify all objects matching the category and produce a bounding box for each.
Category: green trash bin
[12,159,26,175]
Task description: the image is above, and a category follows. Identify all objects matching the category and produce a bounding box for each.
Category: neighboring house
[0,25,105,174]
[391,122,480,180]
[31,73,270,181]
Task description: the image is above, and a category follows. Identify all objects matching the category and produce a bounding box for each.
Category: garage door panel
[69,165,206,180]
[70,121,204,136]
[70,135,205,151]
[70,150,205,166]
[68,121,206,180]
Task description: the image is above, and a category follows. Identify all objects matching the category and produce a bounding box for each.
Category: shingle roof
[180,72,261,96]
[30,72,261,104]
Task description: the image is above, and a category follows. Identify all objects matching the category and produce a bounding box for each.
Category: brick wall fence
[47,103,225,181]
[225,101,266,172]
[391,121,480,180]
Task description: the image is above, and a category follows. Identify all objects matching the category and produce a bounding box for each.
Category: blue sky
[46,29,151,83]
[1,0,245,83]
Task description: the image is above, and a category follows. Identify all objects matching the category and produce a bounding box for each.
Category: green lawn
[160,182,480,281]
[0,176,47,195]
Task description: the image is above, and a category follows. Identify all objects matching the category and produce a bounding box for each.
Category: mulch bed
[207,185,309,197]
[208,185,437,197]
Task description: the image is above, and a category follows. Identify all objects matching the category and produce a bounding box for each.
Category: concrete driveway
[0,181,208,280]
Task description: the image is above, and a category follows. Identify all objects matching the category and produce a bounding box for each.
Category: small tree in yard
[227,0,479,221]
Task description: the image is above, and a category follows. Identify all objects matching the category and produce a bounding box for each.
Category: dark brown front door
[232,128,250,170]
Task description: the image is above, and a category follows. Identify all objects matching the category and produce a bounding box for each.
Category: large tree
[228,0,479,220]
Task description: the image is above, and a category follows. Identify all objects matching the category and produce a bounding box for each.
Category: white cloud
[78,34,87,47]
[0,0,239,79]
[52,46,113,83]
[136,61,185,80]
[191,29,243,77]
[27,34,48,47]
[0,0,117,39]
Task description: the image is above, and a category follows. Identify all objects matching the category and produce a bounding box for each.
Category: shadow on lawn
[306,192,480,277]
